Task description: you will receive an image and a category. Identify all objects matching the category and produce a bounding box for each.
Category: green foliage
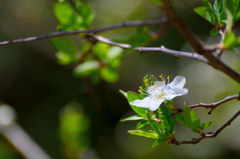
[176,103,201,132]
[120,114,147,122]
[59,102,90,158]
[194,0,240,39]
[225,0,240,22]
[210,28,219,36]
[73,60,100,77]
[152,138,168,147]
[201,121,213,130]
[136,120,149,129]
[176,104,213,133]
[49,37,79,65]
[54,0,94,30]
[128,129,159,140]
[100,66,119,83]
[127,92,148,117]
[223,32,240,51]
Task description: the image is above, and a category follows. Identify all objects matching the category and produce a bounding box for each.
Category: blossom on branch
[130,75,188,111]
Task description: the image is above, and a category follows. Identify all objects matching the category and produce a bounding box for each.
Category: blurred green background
[0,0,240,158]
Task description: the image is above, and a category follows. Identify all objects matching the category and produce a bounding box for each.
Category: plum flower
[130,75,188,111]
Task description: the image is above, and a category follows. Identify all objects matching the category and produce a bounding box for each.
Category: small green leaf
[194,7,207,20]
[73,61,100,77]
[146,110,163,136]
[80,41,92,54]
[49,37,78,65]
[176,114,189,128]
[161,106,172,126]
[201,121,213,130]
[170,119,177,132]
[127,92,148,117]
[183,104,201,131]
[74,0,95,28]
[210,28,219,36]
[128,129,158,140]
[92,42,110,60]
[224,32,236,49]
[158,107,170,132]
[100,67,119,83]
[54,1,83,31]
[136,120,149,129]
[120,115,147,122]
[226,0,240,22]
[152,138,168,147]
[119,89,127,99]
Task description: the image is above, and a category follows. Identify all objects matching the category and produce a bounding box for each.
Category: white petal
[149,98,165,111]
[168,76,186,89]
[165,88,188,100]
[130,97,151,108]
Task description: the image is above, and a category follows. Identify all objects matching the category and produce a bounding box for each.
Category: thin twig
[188,94,240,114]
[88,34,209,63]
[0,18,167,46]
[161,0,240,83]
[171,110,240,145]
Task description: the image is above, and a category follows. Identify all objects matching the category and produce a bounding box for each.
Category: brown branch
[0,18,167,46]
[161,0,240,83]
[88,34,209,63]
[175,94,240,114]
[171,110,240,145]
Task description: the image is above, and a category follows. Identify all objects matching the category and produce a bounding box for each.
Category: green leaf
[105,46,123,61]
[152,138,168,147]
[128,129,159,140]
[170,119,177,132]
[92,42,110,60]
[225,9,233,33]
[176,114,190,128]
[73,61,100,77]
[213,0,225,25]
[49,37,78,65]
[210,28,219,36]
[74,0,95,28]
[119,89,127,99]
[120,115,147,122]
[158,106,170,132]
[136,120,149,129]
[100,67,119,83]
[183,104,201,132]
[226,0,240,22]
[194,7,207,20]
[201,121,213,130]
[127,92,148,117]
[224,32,236,49]
[161,106,172,126]
[54,1,83,31]
[203,0,216,24]
[146,110,163,136]
[149,0,163,6]
[80,41,92,54]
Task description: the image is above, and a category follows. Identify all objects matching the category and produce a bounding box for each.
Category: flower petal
[130,97,151,108]
[168,76,186,89]
[165,88,188,100]
[148,98,164,111]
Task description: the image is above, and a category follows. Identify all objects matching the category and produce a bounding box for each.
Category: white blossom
[130,75,188,111]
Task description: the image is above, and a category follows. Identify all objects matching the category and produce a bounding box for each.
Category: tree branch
[171,110,240,145]
[161,0,240,83]
[188,94,240,114]
[88,34,209,63]
[0,18,167,46]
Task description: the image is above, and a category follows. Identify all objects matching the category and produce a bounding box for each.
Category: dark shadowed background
[0,0,240,158]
